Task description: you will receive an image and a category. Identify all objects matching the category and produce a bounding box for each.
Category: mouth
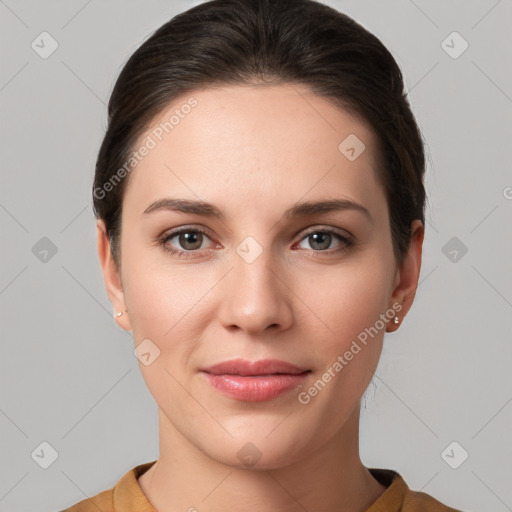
[200,358,312,401]
[201,358,309,376]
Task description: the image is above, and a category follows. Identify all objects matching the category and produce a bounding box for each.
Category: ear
[386,219,424,333]
[96,219,132,331]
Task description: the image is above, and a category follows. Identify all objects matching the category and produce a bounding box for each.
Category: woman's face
[99,83,421,469]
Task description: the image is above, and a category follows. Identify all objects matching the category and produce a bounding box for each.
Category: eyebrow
[143,197,371,221]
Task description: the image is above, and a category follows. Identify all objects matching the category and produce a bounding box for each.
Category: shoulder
[402,489,463,511]
[56,460,157,512]
[367,468,464,512]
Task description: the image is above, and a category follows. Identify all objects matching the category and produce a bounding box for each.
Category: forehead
[124,83,385,217]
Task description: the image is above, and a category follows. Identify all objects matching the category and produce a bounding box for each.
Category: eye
[158,227,216,258]
[158,226,354,259]
[295,228,353,254]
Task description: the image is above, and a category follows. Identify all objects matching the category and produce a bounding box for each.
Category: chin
[199,425,313,471]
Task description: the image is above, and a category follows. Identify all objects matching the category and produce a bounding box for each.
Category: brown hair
[93,0,426,269]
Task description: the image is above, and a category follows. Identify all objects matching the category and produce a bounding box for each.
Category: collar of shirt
[111,461,409,512]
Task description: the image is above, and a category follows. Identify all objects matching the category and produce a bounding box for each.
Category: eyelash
[158,226,354,259]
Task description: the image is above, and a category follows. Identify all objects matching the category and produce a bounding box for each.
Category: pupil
[311,232,330,250]
[181,232,201,249]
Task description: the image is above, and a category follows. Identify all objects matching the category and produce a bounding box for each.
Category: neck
[138,405,386,512]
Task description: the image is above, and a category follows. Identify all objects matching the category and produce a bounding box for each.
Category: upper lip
[201,358,310,376]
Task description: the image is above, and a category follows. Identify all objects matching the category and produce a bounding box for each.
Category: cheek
[122,246,210,338]
[294,264,391,416]
[308,259,392,345]
[123,262,210,409]
[298,260,392,405]
[121,255,223,393]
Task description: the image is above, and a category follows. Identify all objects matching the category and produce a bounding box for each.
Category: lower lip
[202,372,310,401]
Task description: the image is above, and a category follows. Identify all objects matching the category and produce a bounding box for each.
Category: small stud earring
[114,309,127,318]
[393,316,400,325]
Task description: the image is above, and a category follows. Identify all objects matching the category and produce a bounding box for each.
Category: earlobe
[96,219,132,331]
[386,220,424,332]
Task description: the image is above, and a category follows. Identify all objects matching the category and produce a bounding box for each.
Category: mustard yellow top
[60,460,462,511]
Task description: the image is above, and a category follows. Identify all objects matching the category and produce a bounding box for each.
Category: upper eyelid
[299,226,352,239]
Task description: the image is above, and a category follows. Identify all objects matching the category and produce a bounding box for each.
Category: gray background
[1,0,511,511]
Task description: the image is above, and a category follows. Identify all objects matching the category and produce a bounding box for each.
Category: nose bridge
[219,232,292,333]
[235,234,277,293]
[235,232,281,306]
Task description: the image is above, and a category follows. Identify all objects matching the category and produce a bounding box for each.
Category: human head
[94,0,425,471]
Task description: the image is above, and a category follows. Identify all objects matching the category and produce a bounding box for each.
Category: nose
[217,244,294,336]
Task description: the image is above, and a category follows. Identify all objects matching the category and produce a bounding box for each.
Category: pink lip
[201,358,311,402]
[202,358,308,376]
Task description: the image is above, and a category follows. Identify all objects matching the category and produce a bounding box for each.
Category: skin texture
[97,83,424,511]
